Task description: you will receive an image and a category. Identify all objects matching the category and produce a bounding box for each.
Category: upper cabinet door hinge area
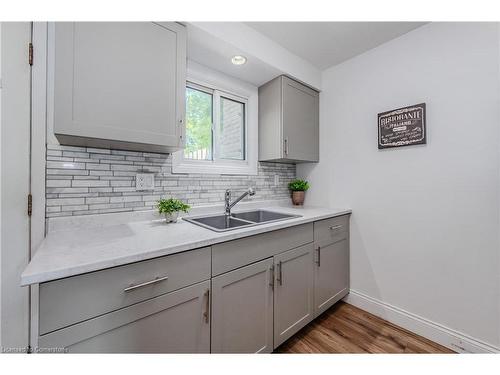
[28,194,33,217]
[28,42,33,66]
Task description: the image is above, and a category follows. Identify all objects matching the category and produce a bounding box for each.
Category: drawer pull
[329,225,343,231]
[123,275,169,293]
[316,246,321,267]
[203,289,210,324]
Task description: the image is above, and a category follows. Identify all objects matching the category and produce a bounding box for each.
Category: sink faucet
[225,188,256,216]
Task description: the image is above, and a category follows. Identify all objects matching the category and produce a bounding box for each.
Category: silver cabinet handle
[123,275,168,293]
[329,225,343,231]
[269,264,275,289]
[277,261,283,285]
[203,289,210,324]
[316,246,321,267]
[284,138,289,155]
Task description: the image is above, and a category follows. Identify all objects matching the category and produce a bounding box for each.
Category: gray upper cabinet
[211,258,274,353]
[50,22,186,153]
[258,75,319,163]
[273,243,314,348]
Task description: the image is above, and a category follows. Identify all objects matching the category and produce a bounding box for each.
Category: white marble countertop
[21,202,351,286]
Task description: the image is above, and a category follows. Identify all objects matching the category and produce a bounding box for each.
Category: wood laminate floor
[276,302,454,353]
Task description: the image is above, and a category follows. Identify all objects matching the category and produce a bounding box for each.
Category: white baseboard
[343,289,500,353]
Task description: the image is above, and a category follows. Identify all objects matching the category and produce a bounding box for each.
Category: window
[173,73,257,175]
[218,96,245,160]
[185,85,213,160]
[184,83,246,162]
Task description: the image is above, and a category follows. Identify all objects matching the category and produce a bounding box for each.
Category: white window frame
[172,62,258,175]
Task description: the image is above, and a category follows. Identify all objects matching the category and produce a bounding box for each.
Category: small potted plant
[288,179,310,206]
[157,198,191,223]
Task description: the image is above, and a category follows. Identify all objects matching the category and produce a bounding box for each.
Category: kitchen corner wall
[298,22,500,349]
[45,144,295,218]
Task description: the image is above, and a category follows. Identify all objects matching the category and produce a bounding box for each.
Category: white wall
[299,22,500,350]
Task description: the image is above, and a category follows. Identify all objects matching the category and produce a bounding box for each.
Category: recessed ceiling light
[231,55,247,65]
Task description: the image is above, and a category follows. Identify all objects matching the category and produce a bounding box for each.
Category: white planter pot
[164,212,179,223]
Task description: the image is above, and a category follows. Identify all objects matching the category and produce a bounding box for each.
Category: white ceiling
[245,22,426,70]
[187,23,282,87]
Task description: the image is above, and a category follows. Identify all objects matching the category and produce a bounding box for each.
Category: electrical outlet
[136,173,155,191]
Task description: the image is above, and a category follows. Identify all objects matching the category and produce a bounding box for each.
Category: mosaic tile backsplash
[46,144,296,218]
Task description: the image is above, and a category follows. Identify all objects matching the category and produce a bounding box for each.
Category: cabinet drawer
[314,215,349,247]
[39,280,211,353]
[212,223,313,276]
[39,247,210,335]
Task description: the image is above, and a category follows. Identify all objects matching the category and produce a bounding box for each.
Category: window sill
[172,156,258,176]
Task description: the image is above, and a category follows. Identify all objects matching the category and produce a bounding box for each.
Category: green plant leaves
[157,198,191,215]
[288,179,310,192]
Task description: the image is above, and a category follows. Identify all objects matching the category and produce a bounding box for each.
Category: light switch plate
[136,173,155,191]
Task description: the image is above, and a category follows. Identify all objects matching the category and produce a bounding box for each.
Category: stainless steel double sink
[183,210,301,232]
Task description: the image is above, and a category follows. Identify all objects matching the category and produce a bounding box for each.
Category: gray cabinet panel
[282,77,319,162]
[51,22,186,153]
[40,247,210,335]
[314,215,350,248]
[212,223,313,276]
[313,239,349,317]
[258,75,319,163]
[273,243,314,347]
[39,280,210,353]
[211,258,274,353]
[258,77,283,161]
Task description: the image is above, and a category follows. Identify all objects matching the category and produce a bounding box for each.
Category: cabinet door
[38,281,210,353]
[273,243,314,347]
[211,258,274,353]
[51,22,186,152]
[282,76,319,162]
[313,239,349,317]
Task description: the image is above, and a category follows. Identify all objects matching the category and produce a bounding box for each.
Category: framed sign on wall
[378,103,426,149]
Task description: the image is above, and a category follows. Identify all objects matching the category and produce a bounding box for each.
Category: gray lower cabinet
[38,280,211,353]
[211,258,274,353]
[313,239,350,317]
[50,22,186,153]
[36,214,350,353]
[211,223,313,276]
[273,243,314,348]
